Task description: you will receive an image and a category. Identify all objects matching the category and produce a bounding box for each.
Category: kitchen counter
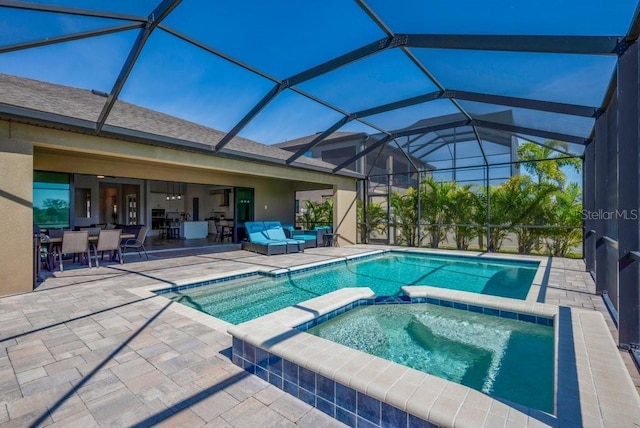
[179,221,208,239]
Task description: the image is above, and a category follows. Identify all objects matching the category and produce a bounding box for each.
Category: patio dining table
[42,232,136,271]
[46,233,135,244]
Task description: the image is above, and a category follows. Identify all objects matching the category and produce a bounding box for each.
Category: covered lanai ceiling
[1,0,638,173]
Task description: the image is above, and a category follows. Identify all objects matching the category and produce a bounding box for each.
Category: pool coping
[227,286,640,427]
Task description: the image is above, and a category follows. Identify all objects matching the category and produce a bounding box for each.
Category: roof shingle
[0,73,358,176]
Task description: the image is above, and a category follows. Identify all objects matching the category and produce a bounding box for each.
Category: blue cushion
[246,222,305,248]
[292,234,316,241]
[245,222,265,234]
[247,231,264,241]
[265,226,288,241]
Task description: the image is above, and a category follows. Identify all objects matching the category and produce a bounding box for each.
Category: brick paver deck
[0,245,637,427]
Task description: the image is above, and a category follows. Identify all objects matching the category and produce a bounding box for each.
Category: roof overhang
[0,102,364,179]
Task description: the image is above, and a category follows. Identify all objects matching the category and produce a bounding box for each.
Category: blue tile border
[268,252,385,277]
[154,252,386,295]
[154,271,261,295]
[154,249,539,305]
[294,296,553,333]
[409,297,554,326]
[295,299,375,331]
[232,337,435,428]
[399,249,541,267]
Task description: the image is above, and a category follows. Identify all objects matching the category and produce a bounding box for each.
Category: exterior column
[386,155,394,183]
[583,140,595,273]
[617,40,640,348]
[594,100,611,295]
[358,138,366,175]
[605,91,619,299]
[362,178,369,244]
[0,122,34,296]
[333,184,357,246]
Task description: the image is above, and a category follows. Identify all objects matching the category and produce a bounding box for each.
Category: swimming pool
[306,303,554,413]
[161,251,539,324]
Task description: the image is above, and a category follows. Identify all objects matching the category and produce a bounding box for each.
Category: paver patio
[0,245,638,427]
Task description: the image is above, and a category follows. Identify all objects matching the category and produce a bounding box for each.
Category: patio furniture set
[41,226,147,271]
[242,222,336,255]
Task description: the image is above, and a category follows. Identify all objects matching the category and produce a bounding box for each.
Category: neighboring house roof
[0,73,361,178]
[403,110,515,148]
[274,130,436,170]
[273,131,367,151]
[273,110,515,170]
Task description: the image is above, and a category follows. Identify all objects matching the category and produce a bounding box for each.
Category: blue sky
[0,0,636,171]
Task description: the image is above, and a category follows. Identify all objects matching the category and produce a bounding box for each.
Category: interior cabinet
[126,194,137,225]
[151,208,165,230]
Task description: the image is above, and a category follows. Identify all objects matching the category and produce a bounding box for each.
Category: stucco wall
[0,123,34,295]
[334,185,357,246]
[253,181,296,224]
[1,120,359,296]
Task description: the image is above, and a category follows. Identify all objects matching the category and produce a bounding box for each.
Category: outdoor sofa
[282,225,333,247]
[282,225,318,248]
[263,222,305,253]
[242,221,304,255]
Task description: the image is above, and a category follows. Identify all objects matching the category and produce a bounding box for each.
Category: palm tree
[357,199,387,243]
[517,141,581,187]
[316,199,333,227]
[545,182,582,256]
[420,177,455,248]
[447,185,478,250]
[390,188,419,246]
[297,199,334,230]
[487,183,511,251]
[491,175,557,254]
[468,186,488,250]
[296,200,320,229]
[518,140,583,254]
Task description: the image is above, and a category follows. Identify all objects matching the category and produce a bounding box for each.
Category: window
[33,171,70,229]
[321,146,357,171]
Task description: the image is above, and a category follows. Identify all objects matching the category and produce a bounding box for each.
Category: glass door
[234,187,254,241]
[126,194,137,225]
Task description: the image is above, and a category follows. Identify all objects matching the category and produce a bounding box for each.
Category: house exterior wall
[0,121,35,295]
[333,185,357,246]
[1,120,358,296]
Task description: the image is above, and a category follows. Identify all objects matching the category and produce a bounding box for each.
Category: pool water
[163,252,538,324]
[307,304,554,414]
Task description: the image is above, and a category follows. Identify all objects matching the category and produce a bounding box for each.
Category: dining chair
[59,230,91,272]
[92,229,123,267]
[80,226,101,237]
[47,229,64,264]
[219,220,233,242]
[121,225,149,259]
[211,222,222,242]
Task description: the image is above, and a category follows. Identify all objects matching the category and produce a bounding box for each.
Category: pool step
[374,295,411,304]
